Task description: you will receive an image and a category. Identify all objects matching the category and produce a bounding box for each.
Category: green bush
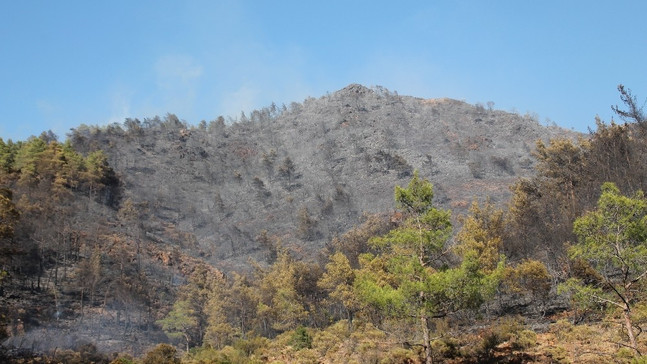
[510,329,537,350]
[290,326,313,350]
[233,335,268,356]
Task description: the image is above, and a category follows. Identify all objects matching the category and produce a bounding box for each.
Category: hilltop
[69,84,574,271]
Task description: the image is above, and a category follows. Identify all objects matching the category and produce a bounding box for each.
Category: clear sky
[1,1,646,141]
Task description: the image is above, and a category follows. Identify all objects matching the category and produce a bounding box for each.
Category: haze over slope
[70,84,575,271]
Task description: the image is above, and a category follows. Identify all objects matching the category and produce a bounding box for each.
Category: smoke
[2,305,168,358]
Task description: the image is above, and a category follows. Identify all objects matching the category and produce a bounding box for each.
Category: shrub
[379,347,417,364]
[233,336,268,357]
[510,329,537,350]
[141,343,180,364]
[493,316,537,350]
[431,337,460,360]
[549,319,596,343]
[545,345,571,364]
[478,331,501,361]
[110,355,135,364]
[290,326,313,350]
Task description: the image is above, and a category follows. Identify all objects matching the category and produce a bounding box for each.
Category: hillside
[2,83,595,361]
[70,84,574,271]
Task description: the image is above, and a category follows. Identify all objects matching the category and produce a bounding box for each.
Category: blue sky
[1,1,646,141]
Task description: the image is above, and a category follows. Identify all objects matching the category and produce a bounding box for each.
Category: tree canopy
[563,182,647,354]
[356,171,502,364]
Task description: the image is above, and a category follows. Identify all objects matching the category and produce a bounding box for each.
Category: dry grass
[538,320,643,363]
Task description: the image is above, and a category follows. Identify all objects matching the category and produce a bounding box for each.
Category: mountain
[69,84,575,272]
[8,84,647,362]
[0,83,583,359]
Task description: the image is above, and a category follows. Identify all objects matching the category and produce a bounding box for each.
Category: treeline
[0,133,180,356]
[68,102,286,154]
[0,134,119,281]
[505,86,647,265]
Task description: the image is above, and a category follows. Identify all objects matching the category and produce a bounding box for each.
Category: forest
[1,85,647,363]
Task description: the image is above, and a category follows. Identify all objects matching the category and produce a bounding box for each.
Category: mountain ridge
[69,84,577,271]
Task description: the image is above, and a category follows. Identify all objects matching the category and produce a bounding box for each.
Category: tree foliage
[255,250,308,334]
[456,199,505,274]
[612,84,645,125]
[141,343,180,364]
[562,182,647,354]
[0,188,19,241]
[356,171,501,364]
[204,273,248,349]
[506,87,647,265]
[0,187,20,273]
[318,251,360,325]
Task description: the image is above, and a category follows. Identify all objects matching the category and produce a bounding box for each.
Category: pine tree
[318,252,360,327]
[256,250,308,335]
[455,199,505,274]
[561,182,647,355]
[157,299,199,352]
[355,171,502,364]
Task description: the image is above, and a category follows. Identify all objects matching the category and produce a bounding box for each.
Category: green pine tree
[355,171,502,364]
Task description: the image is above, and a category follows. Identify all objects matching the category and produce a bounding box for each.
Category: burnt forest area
[2,84,647,363]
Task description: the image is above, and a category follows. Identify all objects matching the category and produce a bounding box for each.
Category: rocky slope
[70,84,576,272]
